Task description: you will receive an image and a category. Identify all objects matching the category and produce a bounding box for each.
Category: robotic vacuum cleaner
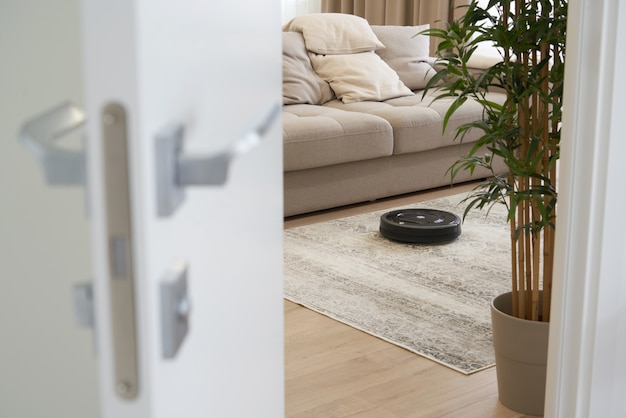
[379,208,462,244]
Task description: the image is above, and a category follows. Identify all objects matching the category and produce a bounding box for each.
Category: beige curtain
[321,0,470,52]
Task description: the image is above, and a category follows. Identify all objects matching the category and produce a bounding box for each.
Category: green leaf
[441,96,468,133]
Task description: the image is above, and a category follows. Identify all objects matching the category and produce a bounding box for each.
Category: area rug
[283,192,512,375]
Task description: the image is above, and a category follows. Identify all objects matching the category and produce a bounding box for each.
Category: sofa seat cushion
[323,90,506,155]
[283,104,393,171]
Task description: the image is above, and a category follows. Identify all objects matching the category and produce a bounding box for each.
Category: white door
[1,1,284,417]
[0,1,100,417]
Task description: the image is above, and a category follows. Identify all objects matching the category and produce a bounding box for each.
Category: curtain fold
[321,0,470,52]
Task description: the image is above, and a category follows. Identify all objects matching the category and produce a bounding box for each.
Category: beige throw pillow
[309,51,413,103]
[282,32,334,105]
[371,25,437,91]
[283,13,384,55]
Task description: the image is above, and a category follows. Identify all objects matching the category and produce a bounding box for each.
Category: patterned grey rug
[283,193,512,374]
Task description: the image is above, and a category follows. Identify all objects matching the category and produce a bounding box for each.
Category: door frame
[545,0,626,417]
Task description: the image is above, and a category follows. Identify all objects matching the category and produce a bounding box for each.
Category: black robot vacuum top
[379,208,462,244]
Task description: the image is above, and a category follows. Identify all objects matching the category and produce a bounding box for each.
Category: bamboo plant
[422,0,567,321]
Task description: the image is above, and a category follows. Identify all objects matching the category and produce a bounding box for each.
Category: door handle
[155,102,281,216]
[20,102,86,186]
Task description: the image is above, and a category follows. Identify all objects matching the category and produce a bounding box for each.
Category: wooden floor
[283,182,540,418]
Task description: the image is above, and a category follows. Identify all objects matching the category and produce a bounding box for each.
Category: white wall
[282,0,321,23]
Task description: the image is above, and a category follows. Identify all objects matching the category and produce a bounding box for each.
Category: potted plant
[420,0,567,414]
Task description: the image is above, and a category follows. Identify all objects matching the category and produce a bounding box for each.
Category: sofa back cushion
[284,14,413,103]
[283,32,335,105]
[371,25,436,91]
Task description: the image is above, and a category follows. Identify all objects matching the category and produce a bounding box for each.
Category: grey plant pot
[491,292,550,416]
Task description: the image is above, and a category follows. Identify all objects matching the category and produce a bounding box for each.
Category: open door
[1,1,284,417]
[0,2,99,416]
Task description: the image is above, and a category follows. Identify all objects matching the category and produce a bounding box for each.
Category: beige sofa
[282,14,505,217]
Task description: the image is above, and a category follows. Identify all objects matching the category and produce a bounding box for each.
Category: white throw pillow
[283,13,384,55]
[371,25,437,91]
[310,51,413,103]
